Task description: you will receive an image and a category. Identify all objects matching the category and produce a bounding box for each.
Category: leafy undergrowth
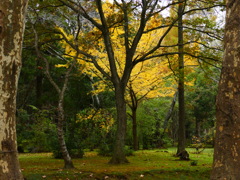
[19,148,213,180]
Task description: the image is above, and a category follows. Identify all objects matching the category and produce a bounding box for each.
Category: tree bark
[0,0,28,179]
[57,99,74,169]
[177,0,187,157]
[195,117,201,138]
[131,107,138,151]
[109,84,129,164]
[33,26,74,169]
[211,1,240,179]
[128,85,139,151]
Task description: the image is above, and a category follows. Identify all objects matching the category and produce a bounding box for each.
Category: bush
[52,148,84,159]
[16,108,57,153]
[98,144,134,157]
[98,143,113,156]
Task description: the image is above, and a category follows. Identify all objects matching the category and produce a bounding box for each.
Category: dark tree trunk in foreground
[0,0,28,179]
[109,85,129,164]
[176,0,188,160]
[211,1,240,179]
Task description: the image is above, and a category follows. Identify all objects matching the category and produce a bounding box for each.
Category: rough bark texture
[177,0,187,157]
[109,85,129,164]
[0,0,28,179]
[211,1,240,179]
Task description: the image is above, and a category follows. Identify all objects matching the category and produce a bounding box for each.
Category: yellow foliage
[55,64,69,68]
[76,108,114,133]
[56,1,200,102]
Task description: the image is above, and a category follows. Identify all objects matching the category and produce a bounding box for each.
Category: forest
[1,0,240,179]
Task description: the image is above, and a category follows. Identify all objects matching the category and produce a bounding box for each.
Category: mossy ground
[19,148,213,180]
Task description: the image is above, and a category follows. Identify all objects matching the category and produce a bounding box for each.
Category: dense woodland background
[1,0,233,179]
[16,0,223,158]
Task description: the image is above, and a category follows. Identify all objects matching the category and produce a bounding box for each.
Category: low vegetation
[19,148,213,180]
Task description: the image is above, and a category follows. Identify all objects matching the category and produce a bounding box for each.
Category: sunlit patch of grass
[19,148,213,179]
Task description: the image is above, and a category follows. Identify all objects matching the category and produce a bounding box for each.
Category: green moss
[19,148,213,179]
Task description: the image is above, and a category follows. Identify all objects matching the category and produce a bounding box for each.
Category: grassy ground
[19,148,213,180]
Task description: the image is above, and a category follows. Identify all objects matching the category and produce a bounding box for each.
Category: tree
[85,23,176,151]
[56,0,180,164]
[32,24,76,169]
[211,1,240,179]
[0,0,28,179]
[176,0,188,158]
[126,61,174,150]
[165,0,224,159]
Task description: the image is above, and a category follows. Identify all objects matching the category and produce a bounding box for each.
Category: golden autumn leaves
[54,1,199,101]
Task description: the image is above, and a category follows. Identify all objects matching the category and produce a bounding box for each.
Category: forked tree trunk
[0,0,28,179]
[211,1,240,179]
[109,85,129,164]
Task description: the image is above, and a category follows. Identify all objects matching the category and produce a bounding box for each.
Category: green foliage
[190,160,198,166]
[17,107,57,153]
[136,98,174,149]
[97,143,112,156]
[76,108,116,150]
[185,67,218,139]
[52,148,84,159]
[98,145,134,157]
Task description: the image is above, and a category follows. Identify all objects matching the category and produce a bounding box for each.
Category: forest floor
[19,148,213,180]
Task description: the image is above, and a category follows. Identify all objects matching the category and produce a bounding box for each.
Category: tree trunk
[131,107,138,151]
[211,1,240,179]
[36,73,43,107]
[33,26,75,169]
[195,117,201,138]
[0,0,28,179]
[57,100,74,169]
[177,0,187,157]
[109,85,129,164]
[162,92,178,138]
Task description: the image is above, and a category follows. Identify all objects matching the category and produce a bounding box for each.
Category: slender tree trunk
[128,85,138,151]
[0,0,28,179]
[131,107,138,151]
[177,0,187,155]
[57,99,74,169]
[195,117,201,138]
[33,26,75,169]
[162,92,178,137]
[36,73,43,107]
[109,85,129,164]
[211,1,240,179]
[176,0,189,160]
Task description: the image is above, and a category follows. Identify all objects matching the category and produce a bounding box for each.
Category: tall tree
[32,25,76,169]
[0,0,28,179]
[176,0,188,159]
[56,0,179,164]
[211,1,240,179]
